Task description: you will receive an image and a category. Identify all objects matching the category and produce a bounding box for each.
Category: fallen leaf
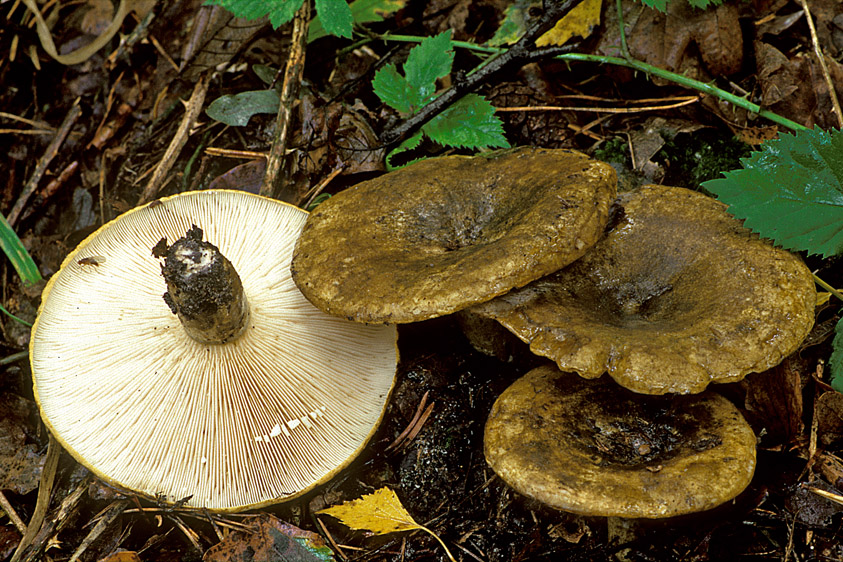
[318,487,456,562]
[489,0,601,47]
[318,487,421,535]
[536,0,602,46]
[203,514,335,562]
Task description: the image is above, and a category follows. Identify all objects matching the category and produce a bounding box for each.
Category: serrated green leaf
[309,0,405,42]
[638,0,668,11]
[702,128,843,258]
[206,90,280,126]
[385,130,423,170]
[829,317,843,392]
[423,94,510,150]
[372,65,417,113]
[404,31,454,104]
[686,0,722,8]
[637,0,722,11]
[203,0,303,29]
[315,0,353,38]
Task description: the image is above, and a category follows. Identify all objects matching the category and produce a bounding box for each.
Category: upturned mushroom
[484,364,757,518]
[291,147,617,324]
[470,184,816,394]
[30,190,397,512]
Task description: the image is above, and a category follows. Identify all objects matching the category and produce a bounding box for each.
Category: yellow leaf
[318,487,456,562]
[318,487,419,535]
[818,291,831,306]
[536,0,602,47]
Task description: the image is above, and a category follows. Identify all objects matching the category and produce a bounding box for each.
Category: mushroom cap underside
[30,190,397,512]
[291,146,617,323]
[471,184,816,395]
[484,365,757,518]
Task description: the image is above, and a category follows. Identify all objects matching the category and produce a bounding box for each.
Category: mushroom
[30,190,397,512]
[291,147,617,324]
[470,184,816,394]
[484,364,757,518]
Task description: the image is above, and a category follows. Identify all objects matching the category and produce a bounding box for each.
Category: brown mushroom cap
[471,184,816,395]
[31,190,397,512]
[485,365,757,518]
[291,147,617,323]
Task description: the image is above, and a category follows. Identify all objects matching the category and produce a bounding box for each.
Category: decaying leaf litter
[1,0,843,560]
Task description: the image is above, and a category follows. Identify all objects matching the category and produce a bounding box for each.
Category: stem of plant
[813,274,843,303]
[377,15,809,134]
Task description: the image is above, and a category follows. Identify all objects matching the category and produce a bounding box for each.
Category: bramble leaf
[315,0,353,38]
[372,65,417,113]
[385,130,423,170]
[830,317,843,392]
[403,31,453,104]
[423,94,509,150]
[309,0,405,42]
[638,0,722,11]
[203,0,303,29]
[702,128,843,258]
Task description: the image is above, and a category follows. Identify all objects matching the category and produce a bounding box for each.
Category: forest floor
[1,0,843,561]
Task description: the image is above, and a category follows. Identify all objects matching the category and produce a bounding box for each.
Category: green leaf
[830,317,843,392]
[488,0,532,46]
[314,0,353,38]
[403,31,454,104]
[0,214,40,286]
[637,0,722,11]
[206,90,280,126]
[702,128,843,258]
[309,0,406,42]
[638,0,668,11]
[253,64,278,85]
[372,65,418,113]
[686,0,723,8]
[203,0,303,29]
[423,94,510,150]
[385,130,423,170]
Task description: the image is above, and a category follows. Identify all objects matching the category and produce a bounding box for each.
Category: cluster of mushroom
[290,147,817,520]
[29,146,816,518]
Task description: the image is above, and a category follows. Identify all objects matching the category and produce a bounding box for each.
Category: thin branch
[380,0,580,147]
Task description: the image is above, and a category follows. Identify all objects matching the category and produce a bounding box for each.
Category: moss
[658,130,752,188]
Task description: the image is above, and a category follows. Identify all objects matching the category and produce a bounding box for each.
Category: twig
[261,0,310,201]
[316,516,347,561]
[139,72,210,203]
[10,436,61,562]
[68,500,129,562]
[379,0,581,147]
[800,0,843,128]
[8,100,81,226]
[302,165,345,209]
[0,491,26,534]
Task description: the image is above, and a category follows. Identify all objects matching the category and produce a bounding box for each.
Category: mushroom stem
[158,226,250,344]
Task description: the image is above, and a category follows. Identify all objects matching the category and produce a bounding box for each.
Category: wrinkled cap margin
[291,147,618,323]
[485,365,757,518]
[471,184,816,394]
